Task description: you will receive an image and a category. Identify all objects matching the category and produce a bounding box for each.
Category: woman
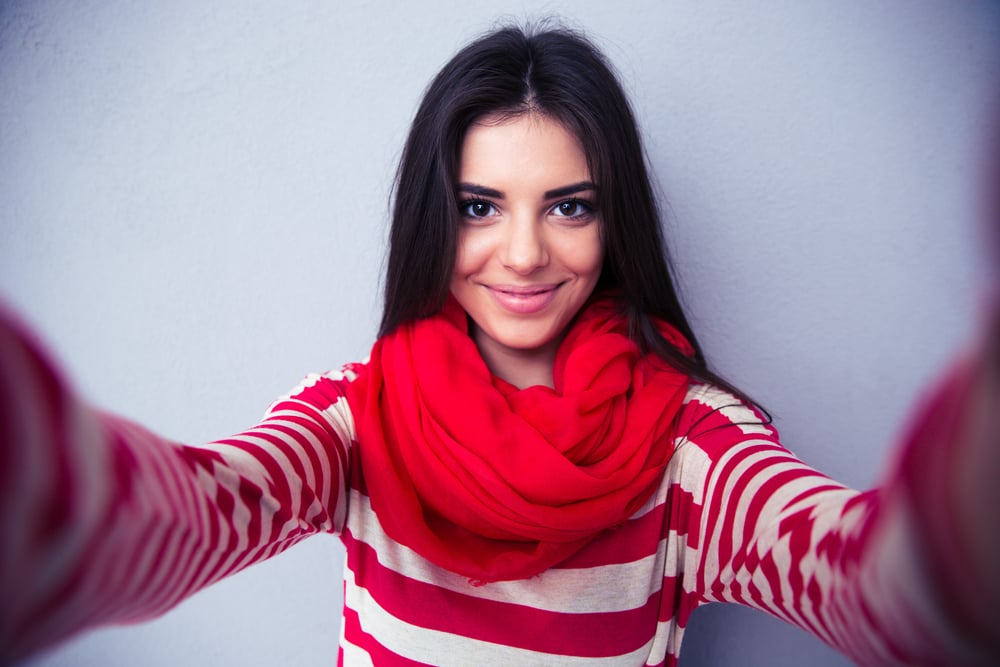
[2,24,998,667]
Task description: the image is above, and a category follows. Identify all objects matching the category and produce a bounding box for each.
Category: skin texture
[450,113,604,389]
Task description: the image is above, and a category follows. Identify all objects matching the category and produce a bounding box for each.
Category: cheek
[571,229,604,278]
[453,230,491,277]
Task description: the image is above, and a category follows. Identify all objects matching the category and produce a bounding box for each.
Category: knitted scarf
[347,294,692,582]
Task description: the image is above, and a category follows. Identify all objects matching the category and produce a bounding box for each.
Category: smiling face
[450,113,604,388]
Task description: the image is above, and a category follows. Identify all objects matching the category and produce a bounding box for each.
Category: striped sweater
[0,315,990,666]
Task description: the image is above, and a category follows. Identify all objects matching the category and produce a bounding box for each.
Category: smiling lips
[487,284,562,314]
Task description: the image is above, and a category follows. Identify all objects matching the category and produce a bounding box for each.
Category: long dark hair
[380,23,759,406]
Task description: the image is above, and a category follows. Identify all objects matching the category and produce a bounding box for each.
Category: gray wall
[2,1,997,665]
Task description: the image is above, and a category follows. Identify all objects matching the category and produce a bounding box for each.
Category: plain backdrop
[1,1,998,665]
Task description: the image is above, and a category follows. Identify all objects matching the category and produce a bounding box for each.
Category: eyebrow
[456,181,597,200]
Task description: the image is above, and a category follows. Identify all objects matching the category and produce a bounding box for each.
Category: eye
[459,199,498,219]
[551,199,594,219]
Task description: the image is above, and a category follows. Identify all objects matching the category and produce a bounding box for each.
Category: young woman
[2,24,998,667]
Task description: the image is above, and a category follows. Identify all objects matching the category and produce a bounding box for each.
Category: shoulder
[676,383,778,438]
[666,383,845,526]
[259,360,371,438]
[672,382,783,462]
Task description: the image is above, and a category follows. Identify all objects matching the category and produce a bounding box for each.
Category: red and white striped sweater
[0,315,992,666]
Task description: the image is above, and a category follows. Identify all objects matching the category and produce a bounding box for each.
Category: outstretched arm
[682,313,1000,666]
[890,310,1000,661]
[0,309,357,664]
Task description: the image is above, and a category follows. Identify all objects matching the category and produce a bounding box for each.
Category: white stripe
[345,487,709,615]
[665,435,713,503]
[270,368,358,410]
[695,439,786,587]
[338,637,376,666]
[343,565,657,667]
[267,369,358,443]
[645,619,685,667]
[685,383,773,436]
[222,428,321,530]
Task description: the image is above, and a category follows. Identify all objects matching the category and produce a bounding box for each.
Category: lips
[487,283,561,314]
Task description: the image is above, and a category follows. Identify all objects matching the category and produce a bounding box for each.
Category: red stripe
[560,483,697,569]
[658,575,701,625]
[702,442,779,598]
[253,421,328,519]
[558,498,664,568]
[342,529,659,658]
[340,605,433,666]
[290,374,355,413]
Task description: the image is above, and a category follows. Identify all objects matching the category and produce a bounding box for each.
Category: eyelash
[551,198,595,219]
[458,198,498,219]
[457,198,596,221]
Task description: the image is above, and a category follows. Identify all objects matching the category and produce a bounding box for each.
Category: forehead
[459,113,591,191]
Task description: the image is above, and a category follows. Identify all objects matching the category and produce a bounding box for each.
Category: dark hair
[380,23,760,407]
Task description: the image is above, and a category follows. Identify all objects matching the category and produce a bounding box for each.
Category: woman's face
[450,113,603,386]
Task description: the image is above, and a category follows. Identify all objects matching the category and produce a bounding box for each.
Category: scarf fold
[347,293,692,582]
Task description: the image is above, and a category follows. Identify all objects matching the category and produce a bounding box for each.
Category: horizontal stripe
[343,564,658,666]
[343,487,705,615]
[349,534,659,656]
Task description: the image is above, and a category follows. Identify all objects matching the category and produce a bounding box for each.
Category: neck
[472,331,559,390]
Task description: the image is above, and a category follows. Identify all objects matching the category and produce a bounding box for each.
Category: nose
[499,213,549,274]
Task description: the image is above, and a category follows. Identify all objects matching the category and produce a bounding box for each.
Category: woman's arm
[679,320,999,666]
[0,309,357,664]
[889,312,1000,661]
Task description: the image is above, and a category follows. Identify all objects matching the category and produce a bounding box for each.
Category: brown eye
[552,199,594,218]
[558,201,580,216]
[460,200,496,218]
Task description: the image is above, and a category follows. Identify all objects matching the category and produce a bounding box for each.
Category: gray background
[2,1,997,665]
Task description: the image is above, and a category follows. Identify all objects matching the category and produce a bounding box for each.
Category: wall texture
[1,1,997,665]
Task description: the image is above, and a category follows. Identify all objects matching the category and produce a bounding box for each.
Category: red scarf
[347,294,692,582]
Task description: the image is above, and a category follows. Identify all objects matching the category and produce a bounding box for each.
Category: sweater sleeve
[676,362,998,666]
[0,310,358,665]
